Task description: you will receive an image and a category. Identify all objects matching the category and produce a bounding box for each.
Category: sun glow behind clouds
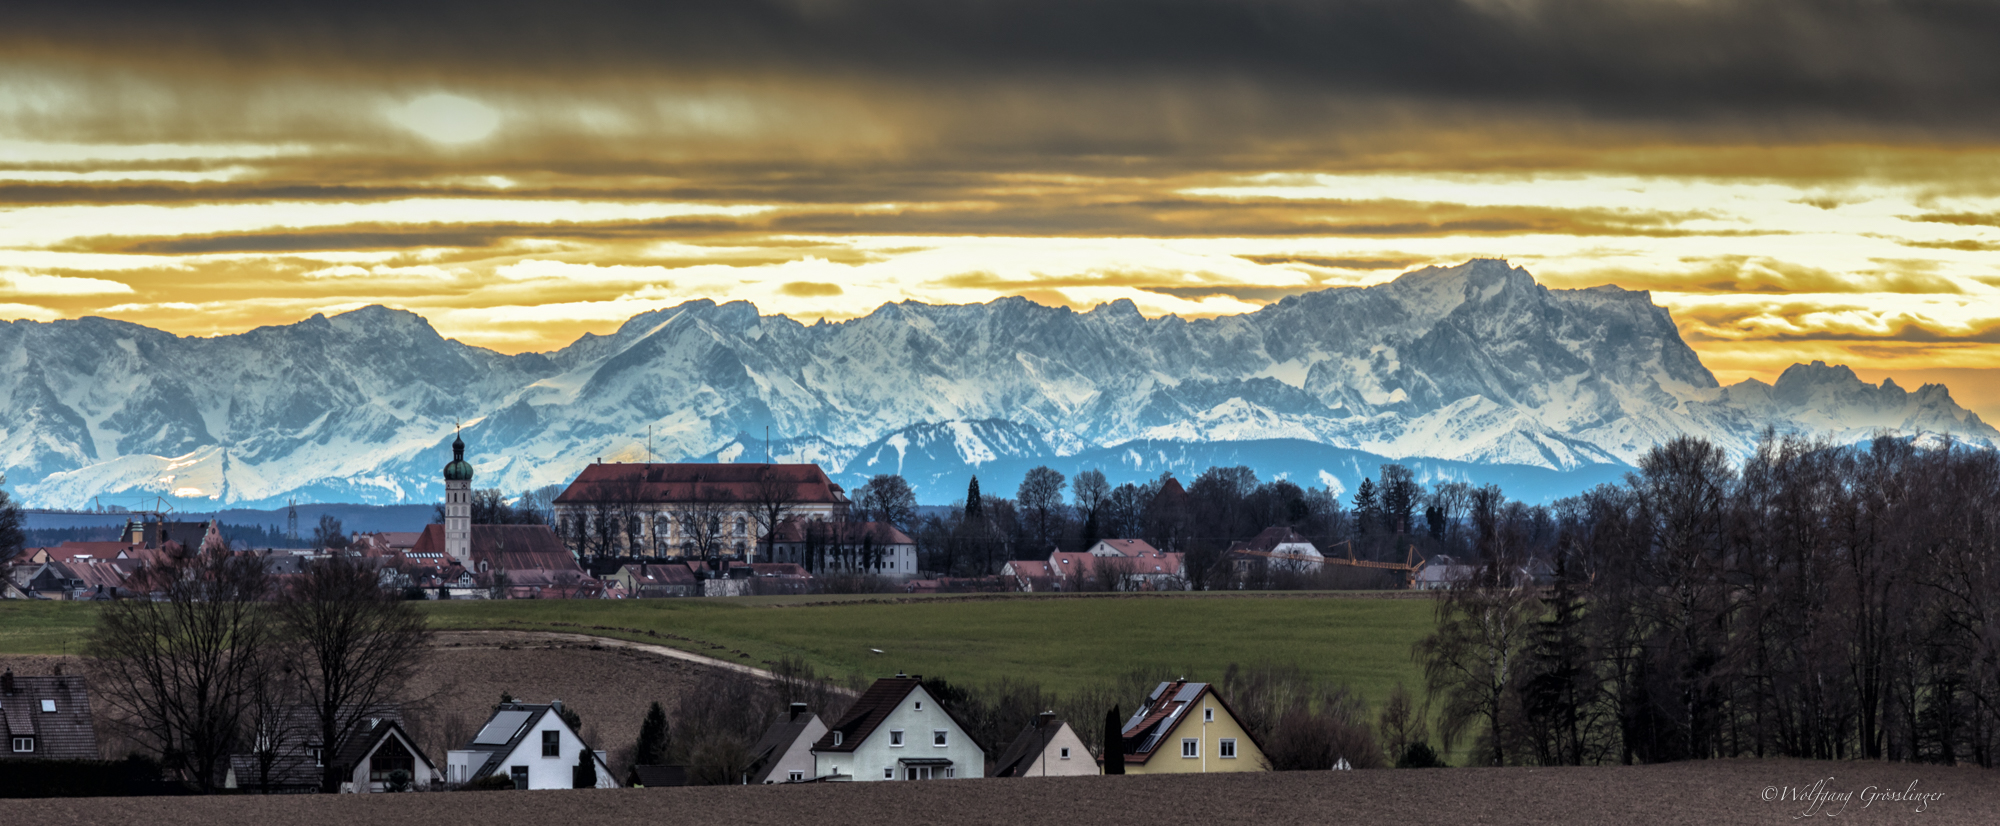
[387,93,502,144]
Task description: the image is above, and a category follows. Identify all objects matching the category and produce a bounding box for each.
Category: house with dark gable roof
[0,668,98,761]
[1117,679,1266,775]
[992,712,1096,777]
[447,700,615,790]
[224,705,439,794]
[745,703,829,784]
[810,674,984,781]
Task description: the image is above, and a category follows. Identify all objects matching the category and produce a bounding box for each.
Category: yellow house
[1116,680,1267,774]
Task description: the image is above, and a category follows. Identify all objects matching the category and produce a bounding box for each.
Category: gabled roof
[1089,539,1158,557]
[410,523,580,573]
[1241,527,1319,554]
[1118,680,1262,765]
[811,677,980,755]
[555,463,850,506]
[459,702,606,779]
[992,716,1074,777]
[745,711,822,784]
[0,670,98,761]
[1001,560,1053,578]
[616,563,698,585]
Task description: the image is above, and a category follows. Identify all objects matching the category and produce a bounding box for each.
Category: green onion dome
[443,433,475,482]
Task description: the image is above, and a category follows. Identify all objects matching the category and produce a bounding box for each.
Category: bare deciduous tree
[272,555,433,793]
[89,545,272,792]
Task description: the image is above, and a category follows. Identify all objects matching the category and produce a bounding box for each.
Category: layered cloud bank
[4,1,2000,409]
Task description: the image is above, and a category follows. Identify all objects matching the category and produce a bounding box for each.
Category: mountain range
[1,259,1990,509]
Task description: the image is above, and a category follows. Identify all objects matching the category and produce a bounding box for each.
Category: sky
[6,1,2000,414]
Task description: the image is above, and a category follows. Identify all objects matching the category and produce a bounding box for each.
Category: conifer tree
[635,701,671,766]
[965,476,983,520]
[1103,705,1125,775]
[1351,478,1379,534]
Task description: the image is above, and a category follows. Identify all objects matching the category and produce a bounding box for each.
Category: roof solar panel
[1174,683,1205,703]
[473,710,534,745]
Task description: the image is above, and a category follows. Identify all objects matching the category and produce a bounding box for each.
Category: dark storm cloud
[11,0,2000,132]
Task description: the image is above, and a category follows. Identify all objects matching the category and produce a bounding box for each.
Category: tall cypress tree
[965,476,983,520]
[1103,705,1125,775]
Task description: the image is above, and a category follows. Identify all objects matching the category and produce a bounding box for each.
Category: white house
[746,703,829,783]
[992,713,1097,777]
[447,701,616,790]
[811,674,985,781]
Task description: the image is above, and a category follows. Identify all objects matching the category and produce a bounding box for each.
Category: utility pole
[764,425,770,464]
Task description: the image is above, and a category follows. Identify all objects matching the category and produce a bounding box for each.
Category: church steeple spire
[443,427,474,563]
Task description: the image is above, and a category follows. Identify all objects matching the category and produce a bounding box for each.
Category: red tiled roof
[554,463,850,506]
[409,524,581,573]
[765,520,914,546]
[1091,539,1159,557]
[1002,560,1054,578]
[47,542,139,560]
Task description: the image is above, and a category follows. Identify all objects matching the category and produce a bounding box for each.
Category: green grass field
[0,593,1439,709]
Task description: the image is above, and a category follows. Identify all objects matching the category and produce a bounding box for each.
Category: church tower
[443,431,475,564]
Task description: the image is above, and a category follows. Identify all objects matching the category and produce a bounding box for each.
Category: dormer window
[11,737,33,753]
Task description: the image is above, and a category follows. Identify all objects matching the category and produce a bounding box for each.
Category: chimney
[2,669,12,693]
[1036,711,1054,729]
[790,703,808,721]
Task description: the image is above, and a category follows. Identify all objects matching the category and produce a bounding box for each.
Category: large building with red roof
[552,462,850,560]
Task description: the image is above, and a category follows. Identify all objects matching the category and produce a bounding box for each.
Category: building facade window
[1203,707,1214,722]
[890,730,904,747]
[1060,747,1071,759]
[933,730,948,747]
[1219,738,1238,759]
[788,771,804,782]
[884,767,894,778]
[1181,738,1199,758]
[542,730,561,757]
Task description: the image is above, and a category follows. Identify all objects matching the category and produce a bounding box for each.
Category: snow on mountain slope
[2,259,1992,508]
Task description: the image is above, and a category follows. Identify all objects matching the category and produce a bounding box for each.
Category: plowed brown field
[9,759,1993,825]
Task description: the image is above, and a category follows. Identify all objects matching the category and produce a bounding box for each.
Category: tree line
[1416,434,2000,768]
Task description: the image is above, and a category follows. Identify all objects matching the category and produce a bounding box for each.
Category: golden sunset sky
[6,1,2000,412]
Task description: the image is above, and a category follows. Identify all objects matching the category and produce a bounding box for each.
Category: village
[0,434,1456,795]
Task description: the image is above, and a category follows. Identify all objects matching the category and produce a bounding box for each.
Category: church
[407,433,590,595]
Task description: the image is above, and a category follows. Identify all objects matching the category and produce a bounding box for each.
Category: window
[510,766,529,790]
[1203,707,1214,723]
[946,767,955,778]
[833,732,843,746]
[11,737,33,753]
[787,771,804,782]
[1060,747,1071,760]
[1219,739,1238,759]
[309,747,324,767]
[1181,738,1199,758]
[39,699,55,713]
[914,701,923,711]
[890,730,904,747]
[885,767,895,779]
[933,730,948,747]
[542,730,561,757]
